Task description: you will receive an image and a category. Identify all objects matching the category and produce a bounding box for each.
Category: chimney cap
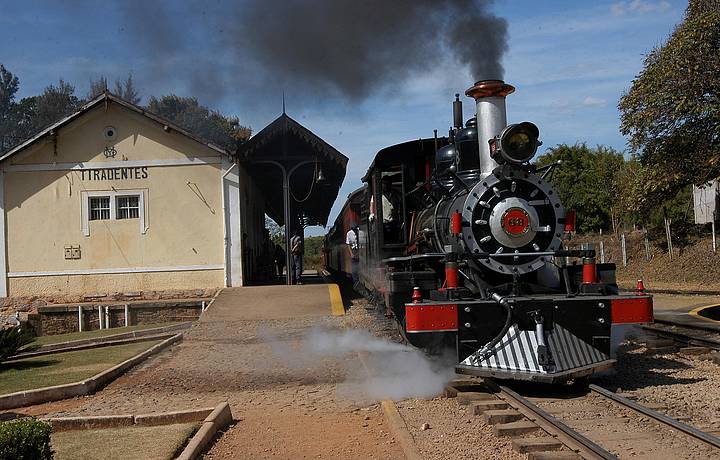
[465,80,515,100]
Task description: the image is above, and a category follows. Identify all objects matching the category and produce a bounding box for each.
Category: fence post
[644,233,651,261]
[713,212,717,254]
[621,233,627,267]
[599,241,606,263]
[78,306,83,332]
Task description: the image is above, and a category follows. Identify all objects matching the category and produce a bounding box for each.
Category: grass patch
[0,340,162,394]
[51,422,198,460]
[32,322,184,347]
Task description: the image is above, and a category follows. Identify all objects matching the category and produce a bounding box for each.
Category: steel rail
[641,325,720,350]
[484,379,617,460]
[589,384,720,450]
[653,317,720,334]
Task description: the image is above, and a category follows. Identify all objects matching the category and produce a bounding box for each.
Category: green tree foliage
[147,95,251,151]
[619,0,720,213]
[114,73,140,104]
[0,418,53,460]
[303,235,324,269]
[87,75,108,100]
[536,144,625,233]
[0,65,20,152]
[33,80,81,131]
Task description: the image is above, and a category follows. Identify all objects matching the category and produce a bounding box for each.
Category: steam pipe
[465,80,515,176]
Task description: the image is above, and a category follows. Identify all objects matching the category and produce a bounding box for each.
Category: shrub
[0,327,37,363]
[0,418,53,460]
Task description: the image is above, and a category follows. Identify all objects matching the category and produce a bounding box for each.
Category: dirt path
[13,286,404,459]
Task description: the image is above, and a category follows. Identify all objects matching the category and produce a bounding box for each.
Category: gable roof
[238,113,348,227]
[0,92,232,163]
[240,113,348,167]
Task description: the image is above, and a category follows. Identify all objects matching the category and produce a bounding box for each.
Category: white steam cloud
[263,327,455,402]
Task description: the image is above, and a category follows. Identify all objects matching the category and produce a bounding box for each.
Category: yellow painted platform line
[688,303,720,323]
[328,284,345,316]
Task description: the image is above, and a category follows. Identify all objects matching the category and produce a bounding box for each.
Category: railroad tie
[512,437,564,454]
[493,420,541,437]
[483,409,524,424]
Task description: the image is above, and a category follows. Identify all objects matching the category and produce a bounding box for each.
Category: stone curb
[0,333,183,410]
[16,322,193,357]
[380,400,423,460]
[176,402,233,460]
[41,407,215,431]
[135,407,214,427]
[199,289,223,316]
[7,333,177,361]
[42,415,135,431]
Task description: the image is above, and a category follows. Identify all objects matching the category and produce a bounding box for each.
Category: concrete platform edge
[380,400,423,460]
[176,402,233,460]
[328,284,345,316]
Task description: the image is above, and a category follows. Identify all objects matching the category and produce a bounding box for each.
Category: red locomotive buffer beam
[405,303,458,333]
[611,296,653,324]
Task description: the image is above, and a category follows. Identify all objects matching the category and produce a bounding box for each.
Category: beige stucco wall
[3,102,230,296]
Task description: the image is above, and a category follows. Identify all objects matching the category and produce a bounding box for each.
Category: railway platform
[652,293,720,331]
[202,281,345,322]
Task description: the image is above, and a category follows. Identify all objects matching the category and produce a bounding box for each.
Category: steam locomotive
[324,80,653,383]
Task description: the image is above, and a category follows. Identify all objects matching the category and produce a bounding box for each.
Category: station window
[82,190,147,236]
[89,197,111,221]
[116,196,140,219]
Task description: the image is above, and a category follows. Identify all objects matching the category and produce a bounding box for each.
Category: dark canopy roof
[239,113,348,227]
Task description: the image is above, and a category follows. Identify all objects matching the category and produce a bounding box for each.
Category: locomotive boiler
[324,79,653,383]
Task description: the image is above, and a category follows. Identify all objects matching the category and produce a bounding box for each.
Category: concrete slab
[649,294,720,331]
[202,284,344,322]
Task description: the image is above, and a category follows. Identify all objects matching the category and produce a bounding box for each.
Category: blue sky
[0,0,686,235]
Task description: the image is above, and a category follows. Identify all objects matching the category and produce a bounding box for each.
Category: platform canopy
[239,113,348,229]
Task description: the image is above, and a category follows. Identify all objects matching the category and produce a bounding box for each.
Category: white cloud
[582,96,607,107]
[611,0,671,16]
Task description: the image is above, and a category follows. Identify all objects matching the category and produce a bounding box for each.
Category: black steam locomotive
[324,80,653,383]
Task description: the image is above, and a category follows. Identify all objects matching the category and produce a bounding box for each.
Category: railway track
[447,378,720,459]
[641,318,720,354]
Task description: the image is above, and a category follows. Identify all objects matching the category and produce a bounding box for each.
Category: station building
[0,93,346,301]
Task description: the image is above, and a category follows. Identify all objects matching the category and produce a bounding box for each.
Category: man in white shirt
[346,225,360,285]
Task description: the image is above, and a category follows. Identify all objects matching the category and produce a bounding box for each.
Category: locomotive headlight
[490,122,541,165]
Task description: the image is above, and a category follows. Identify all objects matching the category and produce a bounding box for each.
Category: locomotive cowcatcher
[324,80,653,383]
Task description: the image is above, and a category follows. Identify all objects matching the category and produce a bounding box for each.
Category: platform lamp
[315,159,326,183]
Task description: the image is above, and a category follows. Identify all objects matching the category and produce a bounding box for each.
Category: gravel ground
[397,397,524,460]
[596,330,720,435]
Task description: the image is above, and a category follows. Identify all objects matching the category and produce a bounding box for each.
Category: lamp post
[255,160,315,285]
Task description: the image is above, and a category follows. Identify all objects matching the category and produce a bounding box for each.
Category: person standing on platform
[273,243,286,279]
[290,230,304,285]
[346,224,360,286]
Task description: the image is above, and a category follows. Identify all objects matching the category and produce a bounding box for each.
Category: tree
[87,75,108,100]
[114,73,140,104]
[619,0,720,214]
[0,65,19,152]
[536,144,625,233]
[33,80,81,132]
[147,95,251,151]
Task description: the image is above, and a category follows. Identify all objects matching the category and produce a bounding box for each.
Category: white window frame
[88,196,111,221]
[116,195,141,220]
[81,189,148,236]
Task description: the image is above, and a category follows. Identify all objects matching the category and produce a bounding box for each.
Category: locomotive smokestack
[452,93,463,130]
[465,79,515,175]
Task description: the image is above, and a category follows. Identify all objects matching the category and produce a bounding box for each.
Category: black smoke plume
[115,0,507,102]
